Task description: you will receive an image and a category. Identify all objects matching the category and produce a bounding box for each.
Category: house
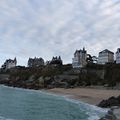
[98,49,114,64]
[1,58,17,70]
[116,48,120,64]
[28,57,44,67]
[72,48,87,68]
[49,56,63,66]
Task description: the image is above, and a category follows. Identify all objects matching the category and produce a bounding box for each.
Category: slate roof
[99,49,114,54]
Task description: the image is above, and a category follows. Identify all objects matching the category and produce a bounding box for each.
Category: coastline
[46,87,120,105]
[1,85,120,119]
[46,88,120,120]
[1,84,120,106]
[0,85,110,120]
[46,87,120,120]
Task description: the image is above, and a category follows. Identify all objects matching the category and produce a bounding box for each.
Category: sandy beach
[47,87,120,105]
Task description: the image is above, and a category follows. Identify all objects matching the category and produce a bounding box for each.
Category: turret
[14,57,17,65]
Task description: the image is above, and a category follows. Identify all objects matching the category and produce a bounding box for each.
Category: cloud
[0,0,120,66]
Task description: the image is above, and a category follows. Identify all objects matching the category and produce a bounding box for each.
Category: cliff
[0,63,120,89]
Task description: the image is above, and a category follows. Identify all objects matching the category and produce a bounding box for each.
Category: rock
[98,96,120,108]
[38,77,44,82]
[108,110,113,115]
[105,114,117,120]
[99,110,117,120]
[116,95,120,103]
[44,77,51,81]
[37,77,44,88]
[111,106,119,110]
[27,75,35,82]
[98,100,109,107]
[113,108,120,120]
[98,96,120,120]
[107,97,119,106]
[105,114,113,120]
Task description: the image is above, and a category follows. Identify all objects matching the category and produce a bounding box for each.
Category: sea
[0,85,108,120]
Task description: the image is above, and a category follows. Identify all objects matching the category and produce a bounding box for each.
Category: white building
[116,48,120,64]
[98,49,114,64]
[72,48,87,68]
[1,58,17,70]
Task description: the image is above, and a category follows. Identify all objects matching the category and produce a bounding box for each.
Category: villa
[72,48,87,68]
[49,56,63,66]
[116,48,120,64]
[1,58,17,70]
[28,57,44,67]
[98,49,114,64]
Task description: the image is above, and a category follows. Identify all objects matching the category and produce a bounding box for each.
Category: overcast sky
[0,0,120,66]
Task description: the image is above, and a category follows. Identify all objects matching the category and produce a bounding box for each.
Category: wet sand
[47,88,120,105]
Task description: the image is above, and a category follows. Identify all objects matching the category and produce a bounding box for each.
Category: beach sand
[47,87,120,105]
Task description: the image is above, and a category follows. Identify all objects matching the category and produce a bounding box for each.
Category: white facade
[72,48,87,68]
[116,48,120,64]
[6,62,16,69]
[98,49,114,64]
[72,57,80,68]
[2,58,17,70]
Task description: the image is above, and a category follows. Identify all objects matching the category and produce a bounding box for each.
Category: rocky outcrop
[98,96,120,108]
[98,96,120,120]
[113,83,120,90]
[99,109,117,120]
[0,74,9,81]
[113,107,120,120]
[99,106,120,120]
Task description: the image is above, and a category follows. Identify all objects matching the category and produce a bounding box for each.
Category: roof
[28,57,44,61]
[99,49,114,54]
[116,48,120,53]
[74,48,87,54]
[6,59,16,63]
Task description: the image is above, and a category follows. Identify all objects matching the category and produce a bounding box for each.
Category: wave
[63,97,108,120]
[35,89,109,120]
[0,85,108,120]
[0,116,15,120]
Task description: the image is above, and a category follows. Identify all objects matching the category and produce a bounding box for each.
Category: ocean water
[0,85,107,120]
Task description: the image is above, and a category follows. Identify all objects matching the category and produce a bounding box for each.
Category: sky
[0,0,120,66]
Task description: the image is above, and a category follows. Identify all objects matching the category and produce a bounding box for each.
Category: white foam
[65,97,109,119]
[39,91,109,120]
[0,116,15,120]
[88,115,100,120]
[0,85,109,120]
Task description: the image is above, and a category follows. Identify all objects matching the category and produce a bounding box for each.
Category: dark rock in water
[98,100,109,108]
[107,97,119,106]
[99,109,117,120]
[98,96,120,108]
[108,109,113,115]
[116,95,120,103]
[105,114,116,120]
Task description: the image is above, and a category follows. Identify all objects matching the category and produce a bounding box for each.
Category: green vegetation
[0,63,120,89]
[104,64,120,87]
